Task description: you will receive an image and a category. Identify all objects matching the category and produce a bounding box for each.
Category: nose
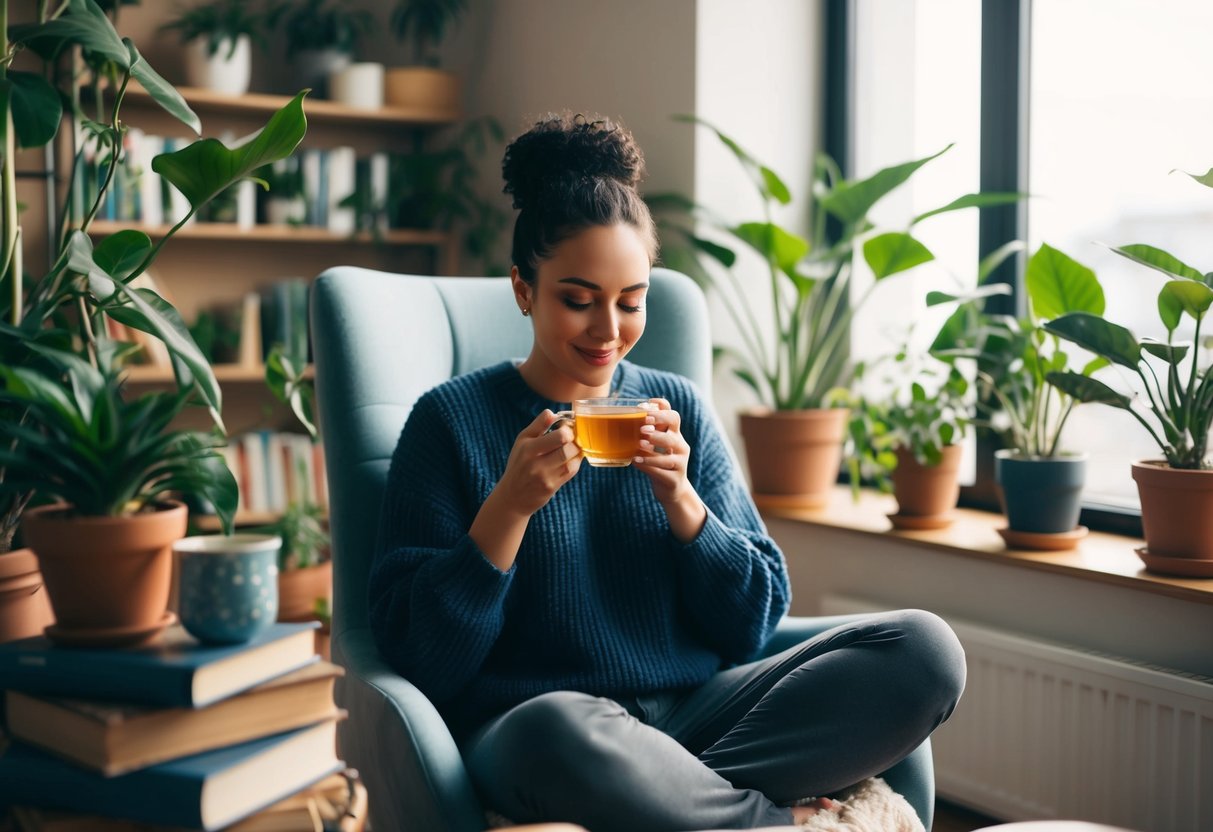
[589,305,620,342]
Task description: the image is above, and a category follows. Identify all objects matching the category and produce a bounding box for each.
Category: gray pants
[464,609,966,831]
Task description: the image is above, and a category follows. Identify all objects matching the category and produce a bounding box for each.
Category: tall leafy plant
[1045,219,1213,470]
[651,116,1021,411]
[0,0,308,550]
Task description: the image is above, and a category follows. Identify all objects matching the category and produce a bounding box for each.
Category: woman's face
[514,223,651,400]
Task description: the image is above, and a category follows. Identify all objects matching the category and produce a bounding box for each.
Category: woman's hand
[497,409,583,516]
[471,410,581,571]
[634,398,707,543]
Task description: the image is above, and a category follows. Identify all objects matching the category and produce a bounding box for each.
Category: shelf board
[87,221,448,247]
[123,363,314,384]
[193,509,329,532]
[123,83,460,128]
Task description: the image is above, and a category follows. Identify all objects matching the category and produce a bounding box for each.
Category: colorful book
[6,661,342,776]
[0,622,318,709]
[0,719,344,831]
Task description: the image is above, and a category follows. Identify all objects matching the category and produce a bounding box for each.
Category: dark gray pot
[994,450,1087,534]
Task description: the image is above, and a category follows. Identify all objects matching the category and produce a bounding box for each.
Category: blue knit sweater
[369,360,791,737]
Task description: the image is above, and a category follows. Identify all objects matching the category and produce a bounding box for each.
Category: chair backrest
[310,267,711,644]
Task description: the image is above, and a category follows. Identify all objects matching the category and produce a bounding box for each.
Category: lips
[575,346,616,366]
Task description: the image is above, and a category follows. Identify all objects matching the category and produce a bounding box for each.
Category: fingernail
[645,415,656,424]
[634,456,644,464]
[640,424,655,434]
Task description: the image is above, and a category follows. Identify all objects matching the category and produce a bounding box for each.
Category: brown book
[5,662,342,777]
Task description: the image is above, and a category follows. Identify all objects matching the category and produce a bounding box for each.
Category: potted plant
[652,117,1020,506]
[941,243,1108,549]
[386,0,466,114]
[1046,224,1213,571]
[267,0,373,98]
[159,0,266,96]
[1,0,308,644]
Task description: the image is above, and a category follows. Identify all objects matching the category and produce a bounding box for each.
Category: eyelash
[562,299,644,314]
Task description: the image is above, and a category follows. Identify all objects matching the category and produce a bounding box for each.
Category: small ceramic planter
[384,66,460,113]
[740,408,849,507]
[889,444,963,530]
[994,451,1087,549]
[183,35,251,96]
[175,534,281,645]
[293,48,351,98]
[0,548,55,643]
[329,62,384,110]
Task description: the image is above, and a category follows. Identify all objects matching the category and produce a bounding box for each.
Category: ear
[511,268,532,313]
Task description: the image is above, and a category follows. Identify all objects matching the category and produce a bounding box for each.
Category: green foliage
[267,0,373,56]
[391,0,467,66]
[0,347,237,520]
[651,116,1022,410]
[1045,232,1213,469]
[0,0,308,549]
[389,116,509,274]
[159,0,266,59]
[258,498,328,570]
[939,243,1107,459]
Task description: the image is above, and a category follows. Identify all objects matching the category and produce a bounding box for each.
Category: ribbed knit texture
[369,360,791,737]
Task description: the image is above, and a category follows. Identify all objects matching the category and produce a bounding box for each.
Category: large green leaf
[10,0,129,65]
[689,235,736,268]
[153,91,308,210]
[730,222,809,275]
[1025,242,1104,320]
[1045,371,1132,408]
[64,233,222,423]
[820,144,952,225]
[1043,312,1141,369]
[1158,279,1213,331]
[926,283,1011,307]
[92,230,153,282]
[862,232,934,280]
[1113,243,1205,283]
[1141,338,1189,365]
[674,114,791,205]
[125,40,200,135]
[911,191,1026,226]
[8,71,61,149]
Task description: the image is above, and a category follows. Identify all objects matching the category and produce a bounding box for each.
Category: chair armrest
[334,627,486,832]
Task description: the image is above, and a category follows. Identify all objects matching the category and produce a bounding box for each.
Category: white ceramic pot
[329,62,384,110]
[183,34,251,96]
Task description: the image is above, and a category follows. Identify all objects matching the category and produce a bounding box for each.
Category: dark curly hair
[502,112,658,283]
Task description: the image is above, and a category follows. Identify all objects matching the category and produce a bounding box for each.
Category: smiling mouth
[575,346,616,366]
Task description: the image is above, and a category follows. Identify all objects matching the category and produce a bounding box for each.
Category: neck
[516,355,615,403]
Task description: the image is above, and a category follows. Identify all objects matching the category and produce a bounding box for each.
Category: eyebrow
[557,277,650,292]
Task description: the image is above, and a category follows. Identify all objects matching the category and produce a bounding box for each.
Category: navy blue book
[0,622,318,709]
[0,719,343,831]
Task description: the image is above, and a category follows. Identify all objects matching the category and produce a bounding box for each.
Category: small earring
[521,307,530,317]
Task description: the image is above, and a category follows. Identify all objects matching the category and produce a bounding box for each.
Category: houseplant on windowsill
[267,0,372,99]
[385,0,466,115]
[0,0,308,644]
[651,117,1021,506]
[1045,216,1213,570]
[158,0,266,96]
[941,243,1108,549]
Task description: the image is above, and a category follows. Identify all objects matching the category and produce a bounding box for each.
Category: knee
[885,609,967,716]
[489,691,627,785]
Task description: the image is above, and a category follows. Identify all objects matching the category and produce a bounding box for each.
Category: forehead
[537,224,651,289]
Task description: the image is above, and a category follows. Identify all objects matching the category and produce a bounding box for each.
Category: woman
[370,113,965,831]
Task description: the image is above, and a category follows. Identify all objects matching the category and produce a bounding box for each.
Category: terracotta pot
[384,67,461,115]
[1132,460,1213,559]
[22,502,188,634]
[277,560,332,622]
[891,444,963,518]
[0,548,56,643]
[740,408,849,506]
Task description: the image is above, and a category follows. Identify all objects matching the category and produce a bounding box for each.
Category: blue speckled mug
[175,534,281,645]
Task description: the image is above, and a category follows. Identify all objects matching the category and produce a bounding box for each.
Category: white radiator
[821,594,1213,832]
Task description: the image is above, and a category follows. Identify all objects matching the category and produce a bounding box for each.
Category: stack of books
[0,622,352,831]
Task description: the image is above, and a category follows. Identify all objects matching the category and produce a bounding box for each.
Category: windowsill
[755,486,1213,606]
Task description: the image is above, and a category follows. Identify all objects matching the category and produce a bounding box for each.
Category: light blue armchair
[310,267,934,831]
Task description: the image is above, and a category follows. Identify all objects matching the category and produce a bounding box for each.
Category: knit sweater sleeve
[669,380,791,663]
[368,391,514,704]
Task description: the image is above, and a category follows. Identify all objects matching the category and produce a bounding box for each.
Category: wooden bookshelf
[122,83,460,128]
[88,221,449,247]
[122,363,315,385]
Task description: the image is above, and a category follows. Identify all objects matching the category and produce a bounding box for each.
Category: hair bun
[502,112,645,211]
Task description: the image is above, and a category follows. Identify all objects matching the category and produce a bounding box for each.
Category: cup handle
[544,410,574,435]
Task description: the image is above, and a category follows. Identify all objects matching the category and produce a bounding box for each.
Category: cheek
[622,313,646,345]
